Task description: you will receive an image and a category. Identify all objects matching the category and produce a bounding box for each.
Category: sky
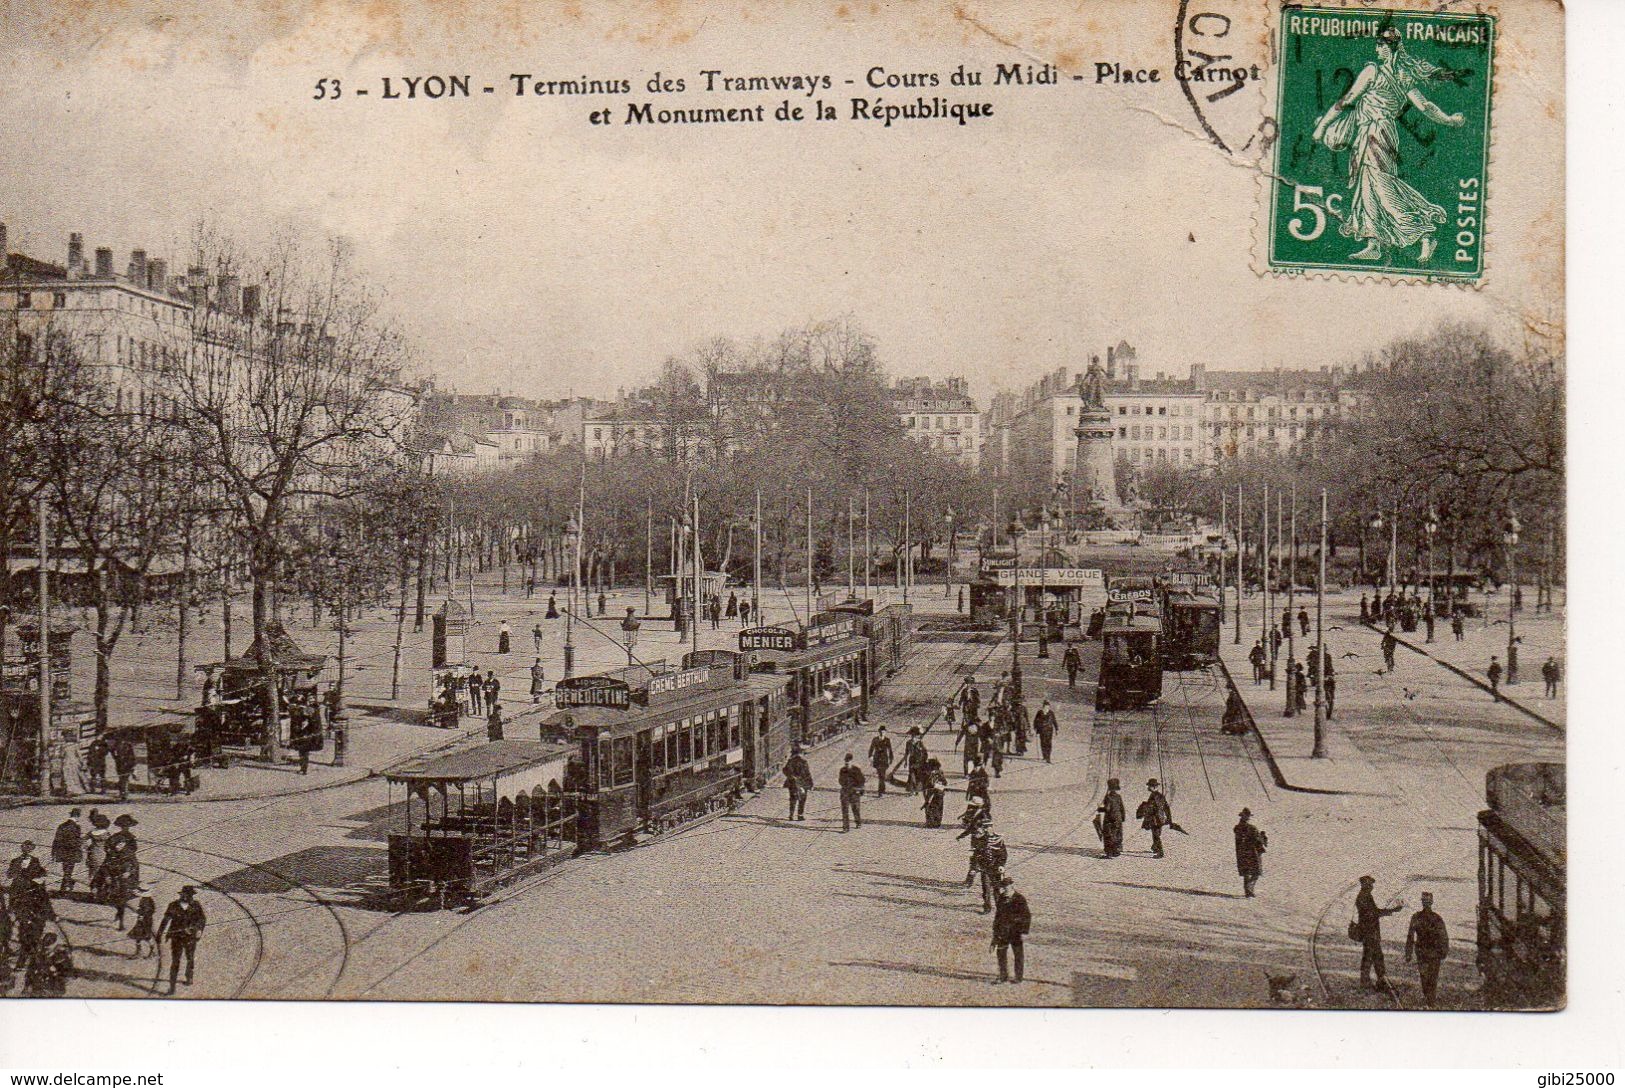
[0,1,1563,404]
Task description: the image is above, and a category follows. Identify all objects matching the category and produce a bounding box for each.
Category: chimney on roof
[1190,362,1206,392]
[241,283,261,317]
[217,273,240,313]
[95,247,114,278]
[128,249,148,286]
[67,233,84,275]
[1106,345,1115,378]
[147,258,167,291]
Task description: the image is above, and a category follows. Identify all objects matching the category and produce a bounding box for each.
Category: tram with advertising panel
[1160,576,1222,671]
[545,658,790,850]
[1097,577,1162,709]
[741,612,870,748]
[969,550,1017,629]
[1477,762,1565,1009]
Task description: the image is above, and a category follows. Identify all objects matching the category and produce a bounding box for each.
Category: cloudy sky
[0,1,1562,402]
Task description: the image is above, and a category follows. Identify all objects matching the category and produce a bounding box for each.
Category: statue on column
[1075,357,1107,410]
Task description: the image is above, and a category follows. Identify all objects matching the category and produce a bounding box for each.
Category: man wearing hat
[964,758,992,818]
[1354,875,1405,991]
[1233,808,1267,897]
[51,809,84,893]
[1032,700,1058,763]
[156,885,207,994]
[903,726,928,795]
[1096,778,1126,858]
[1404,890,1451,1006]
[991,876,1032,984]
[837,753,866,832]
[1135,778,1174,859]
[107,814,140,930]
[7,840,46,890]
[782,746,813,822]
[867,725,893,797]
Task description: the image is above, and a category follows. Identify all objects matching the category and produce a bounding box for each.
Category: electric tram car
[826,599,914,695]
[741,612,871,747]
[1477,762,1565,1009]
[1161,588,1222,670]
[1096,604,1163,710]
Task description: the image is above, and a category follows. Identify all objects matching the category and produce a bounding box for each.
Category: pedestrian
[738,598,752,625]
[962,682,981,724]
[1221,688,1248,734]
[991,876,1031,984]
[1360,594,1370,625]
[111,733,137,800]
[532,624,543,654]
[904,726,928,794]
[530,659,546,704]
[1542,656,1561,698]
[1135,778,1173,859]
[1298,607,1310,637]
[156,884,206,994]
[958,719,982,776]
[1325,672,1338,719]
[1269,625,1282,658]
[526,575,536,599]
[23,931,70,997]
[599,590,609,618]
[85,734,109,794]
[725,591,738,620]
[1424,609,1436,643]
[107,815,140,930]
[965,759,992,817]
[1032,700,1057,763]
[921,757,948,828]
[84,811,110,901]
[960,823,1006,913]
[291,701,321,776]
[545,593,559,619]
[1381,628,1398,673]
[1062,643,1081,689]
[127,883,157,958]
[1011,700,1030,757]
[1487,655,1503,701]
[468,668,484,715]
[1451,610,1465,641]
[1293,660,1309,713]
[984,718,1004,779]
[50,809,83,893]
[1404,890,1450,1006]
[1353,875,1404,991]
[1249,639,1267,684]
[485,671,501,713]
[498,620,512,655]
[957,586,965,614]
[942,698,957,731]
[867,725,893,797]
[1096,777,1125,858]
[7,841,46,889]
[9,872,53,966]
[782,746,812,821]
[1233,808,1267,897]
[837,753,865,832]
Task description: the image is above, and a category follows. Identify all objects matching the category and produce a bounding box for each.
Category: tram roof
[387,740,574,783]
[755,635,872,668]
[1101,613,1163,634]
[542,673,786,736]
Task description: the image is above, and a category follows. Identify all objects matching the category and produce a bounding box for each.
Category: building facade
[889,376,982,467]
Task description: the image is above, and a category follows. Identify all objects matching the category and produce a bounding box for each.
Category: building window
[1158,406,1167,416]
[52,292,66,308]
[1130,425,1141,440]
[16,292,30,309]
[1118,427,1127,438]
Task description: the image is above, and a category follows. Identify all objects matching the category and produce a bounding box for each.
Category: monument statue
[1071,356,1124,522]
[1075,357,1107,409]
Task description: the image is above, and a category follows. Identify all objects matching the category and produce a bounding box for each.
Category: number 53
[1287,184,1344,242]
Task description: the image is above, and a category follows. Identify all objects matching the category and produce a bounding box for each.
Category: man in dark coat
[156,884,207,994]
[51,809,83,893]
[1381,629,1398,673]
[1404,890,1451,1006]
[1097,778,1125,858]
[1542,656,1561,699]
[484,671,501,713]
[1011,700,1030,757]
[1135,778,1173,858]
[7,841,47,889]
[867,725,894,797]
[1355,875,1405,990]
[1032,701,1057,763]
[921,757,948,827]
[992,876,1032,984]
[1487,656,1503,701]
[837,753,865,831]
[903,727,928,794]
[1062,643,1082,689]
[1298,608,1310,637]
[1248,640,1267,684]
[9,873,54,964]
[964,759,992,817]
[1233,808,1267,897]
[111,734,137,800]
[782,746,813,821]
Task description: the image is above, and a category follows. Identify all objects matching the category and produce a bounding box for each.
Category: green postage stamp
[1269,6,1496,281]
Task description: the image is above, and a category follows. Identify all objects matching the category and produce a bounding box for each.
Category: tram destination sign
[740,625,798,652]
[554,675,632,709]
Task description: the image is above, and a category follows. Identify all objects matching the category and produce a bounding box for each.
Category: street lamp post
[1504,508,1521,684]
[1037,504,1052,660]
[944,508,956,600]
[1424,506,1439,640]
[621,606,640,667]
[1008,517,1025,704]
[1368,509,1386,609]
[563,515,580,678]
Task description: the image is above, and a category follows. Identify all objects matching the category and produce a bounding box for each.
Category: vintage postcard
[0,0,1563,1015]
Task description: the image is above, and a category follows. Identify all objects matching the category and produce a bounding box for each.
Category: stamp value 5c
[1268,6,1495,281]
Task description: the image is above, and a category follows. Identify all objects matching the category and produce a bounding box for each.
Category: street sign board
[990,568,1103,587]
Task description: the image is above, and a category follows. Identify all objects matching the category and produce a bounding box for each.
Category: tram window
[599,740,614,790]
[665,727,678,768]
[613,737,635,787]
[729,706,741,748]
[695,716,708,760]
[678,724,692,764]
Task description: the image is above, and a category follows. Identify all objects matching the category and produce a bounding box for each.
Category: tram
[547,659,791,849]
[385,739,579,907]
[1477,762,1564,1009]
[1162,588,1222,670]
[742,612,870,747]
[827,598,913,695]
[1096,605,1163,710]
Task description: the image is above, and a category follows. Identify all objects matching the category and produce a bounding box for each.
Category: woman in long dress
[1312,26,1465,263]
